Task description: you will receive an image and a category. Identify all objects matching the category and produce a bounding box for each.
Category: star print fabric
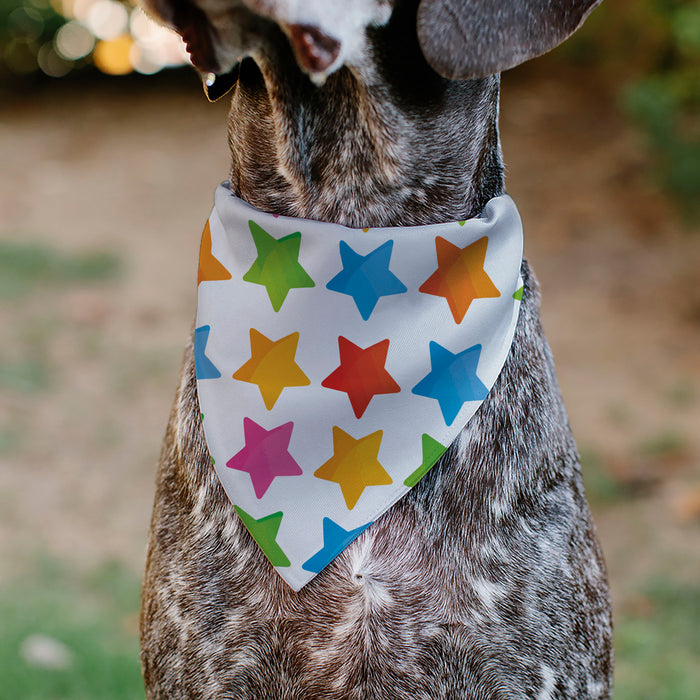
[196,182,523,590]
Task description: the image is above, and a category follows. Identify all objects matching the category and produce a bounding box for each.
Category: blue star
[301,518,372,573]
[194,325,221,379]
[326,240,407,320]
[412,342,488,425]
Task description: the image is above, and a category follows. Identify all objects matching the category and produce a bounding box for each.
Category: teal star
[242,220,315,311]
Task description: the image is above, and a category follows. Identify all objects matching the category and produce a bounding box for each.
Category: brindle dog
[139,1,613,697]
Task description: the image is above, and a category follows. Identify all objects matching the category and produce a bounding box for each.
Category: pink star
[226,418,302,498]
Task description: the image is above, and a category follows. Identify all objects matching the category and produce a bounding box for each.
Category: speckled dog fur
[139,1,613,697]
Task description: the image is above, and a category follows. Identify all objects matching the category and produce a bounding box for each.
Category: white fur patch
[537,663,557,700]
[246,0,391,75]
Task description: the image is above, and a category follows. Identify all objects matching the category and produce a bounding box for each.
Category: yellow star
[233,329,310,409]
[314,427,392,509]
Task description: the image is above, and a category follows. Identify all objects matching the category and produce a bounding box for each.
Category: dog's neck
[225,8,504,229]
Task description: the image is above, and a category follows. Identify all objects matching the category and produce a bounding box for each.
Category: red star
[322,337,400,418]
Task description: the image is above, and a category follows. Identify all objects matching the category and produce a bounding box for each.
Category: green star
[234,506,290,567]
[242,220,315,311]
[403,434,448,487]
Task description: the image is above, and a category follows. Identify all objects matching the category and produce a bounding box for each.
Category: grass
[0,240,120,299]
[580,428,691,506]
[0,428,18,453]
[0,238,121,400]
[665,381,696,408]
[639,430,689,461]
[580,448,628,504]
[0,559,144,700]
[614,580,700,700]
[0,357,50,392]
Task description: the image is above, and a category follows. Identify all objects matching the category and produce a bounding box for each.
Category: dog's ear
[416,0,603,80]
[141,0,218,72]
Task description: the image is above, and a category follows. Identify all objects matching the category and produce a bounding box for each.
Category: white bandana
[195,183,523,590]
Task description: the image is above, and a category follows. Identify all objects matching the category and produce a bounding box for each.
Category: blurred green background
[1,1,699,698]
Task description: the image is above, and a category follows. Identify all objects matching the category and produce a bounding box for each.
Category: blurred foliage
[621,4,699,220]
[1,0,80,78]
[562,0,700,219]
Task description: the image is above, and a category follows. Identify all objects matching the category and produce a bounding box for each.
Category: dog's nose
[286,24,341,74]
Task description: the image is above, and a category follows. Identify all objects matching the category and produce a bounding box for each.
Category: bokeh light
[37,40,71,76]
[1,0,190,79]
[9,5,44,40]
[4,35,39,74]
[85,0,129,41]
[92,33,132,75]
[55,21,94,60]
[129,6,187,74]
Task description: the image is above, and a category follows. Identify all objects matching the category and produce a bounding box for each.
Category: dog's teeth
[205,72,216,87]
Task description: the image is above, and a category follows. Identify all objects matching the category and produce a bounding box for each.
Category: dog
[139,1,614,697]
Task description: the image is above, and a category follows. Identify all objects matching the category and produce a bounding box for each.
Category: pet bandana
[196,182,523,590]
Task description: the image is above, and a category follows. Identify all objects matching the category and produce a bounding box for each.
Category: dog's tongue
[287,24,341,74]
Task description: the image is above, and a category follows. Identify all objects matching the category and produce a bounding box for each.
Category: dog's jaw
[222,0,506,228]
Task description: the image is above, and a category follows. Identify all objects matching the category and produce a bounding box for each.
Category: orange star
[233,329,310,409]
[419,235,500,323]
[314,427,392,509]
[198,220,232,285]
[321,337,400,418]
